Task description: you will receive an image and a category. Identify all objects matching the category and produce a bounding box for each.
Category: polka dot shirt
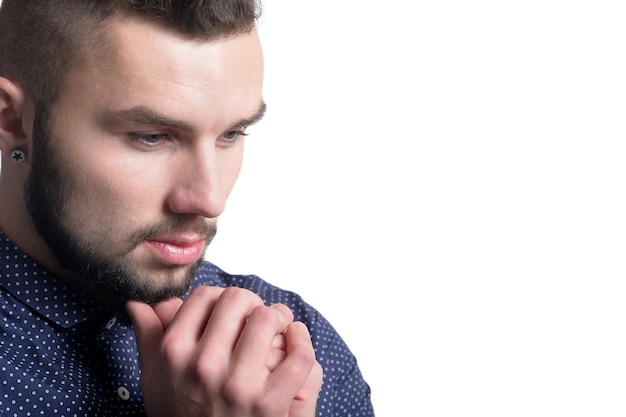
[0,232,374,416]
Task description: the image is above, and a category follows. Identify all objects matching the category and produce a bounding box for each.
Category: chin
[120,261,201,305]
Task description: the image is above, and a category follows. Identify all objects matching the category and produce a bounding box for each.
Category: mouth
[145,236,207,266]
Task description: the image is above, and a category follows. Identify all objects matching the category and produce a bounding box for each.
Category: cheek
[70,149,168,218]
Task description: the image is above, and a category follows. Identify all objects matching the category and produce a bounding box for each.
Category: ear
[0,77,28,157]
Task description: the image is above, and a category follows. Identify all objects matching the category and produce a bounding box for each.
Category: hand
[126,286,323,417]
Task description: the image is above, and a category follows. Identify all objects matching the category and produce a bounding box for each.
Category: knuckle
[311,360,324,383]
[248,305,277,326]
[248,305,293,335]
[159,334,187,370]
[221,376,260,410]
[220,286,263,306]
[221,376,244,402]
[252,400,281,417]
[292,344,316,368]
[191,350,221,382]
[189,285,223,299]
[270,303,294,322]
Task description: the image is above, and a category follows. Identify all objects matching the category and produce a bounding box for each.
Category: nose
[165,148,229,219]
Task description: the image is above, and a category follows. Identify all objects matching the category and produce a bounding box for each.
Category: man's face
[25,17,264,304]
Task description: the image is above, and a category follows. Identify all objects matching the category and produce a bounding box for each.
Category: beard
[24,106,216,305]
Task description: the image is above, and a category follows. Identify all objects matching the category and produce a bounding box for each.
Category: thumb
[152,297,184,330]
[126,300,165,382]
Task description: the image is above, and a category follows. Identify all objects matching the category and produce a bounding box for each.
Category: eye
[129,132,171,148]
[219,129,248,145]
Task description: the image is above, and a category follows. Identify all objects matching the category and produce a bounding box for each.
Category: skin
[0,14,322,417]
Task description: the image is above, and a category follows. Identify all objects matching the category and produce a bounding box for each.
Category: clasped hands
[126,286,323,417]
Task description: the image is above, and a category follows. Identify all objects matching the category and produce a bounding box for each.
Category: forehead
[55,14,264,129]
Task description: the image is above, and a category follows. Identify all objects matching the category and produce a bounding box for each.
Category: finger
[229,304,294,383]
[270,303,294,328]
[264,322,318,410]
[163,285,224,343]
[289,360,324,417]
[144,286,225,376]
[266,344,287,371]
[272,332,287,350]
[153,297,184,330]
[196,287,267,361]
[268,333,288,371]
[125,300,166,381]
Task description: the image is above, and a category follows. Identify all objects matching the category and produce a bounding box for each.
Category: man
[0,1,374,416]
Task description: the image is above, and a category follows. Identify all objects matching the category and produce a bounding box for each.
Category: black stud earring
[9,149,25,163]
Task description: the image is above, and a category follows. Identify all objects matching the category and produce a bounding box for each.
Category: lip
[145,236,206,265]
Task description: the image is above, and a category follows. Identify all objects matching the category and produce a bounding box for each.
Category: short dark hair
[0,0,262,107]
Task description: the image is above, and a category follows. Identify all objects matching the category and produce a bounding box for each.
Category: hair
[0,0,262,108]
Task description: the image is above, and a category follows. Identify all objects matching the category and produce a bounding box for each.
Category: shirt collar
[0,231,109,328]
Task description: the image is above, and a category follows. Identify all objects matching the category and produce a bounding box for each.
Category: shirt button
[105,317,117,329]
[117,386,130,401]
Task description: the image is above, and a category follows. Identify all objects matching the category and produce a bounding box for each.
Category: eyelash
[130,133,171,147]
[220,128,249,144]
[129,128,249,149]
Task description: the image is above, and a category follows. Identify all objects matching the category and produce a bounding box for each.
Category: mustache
[128,217,217,249]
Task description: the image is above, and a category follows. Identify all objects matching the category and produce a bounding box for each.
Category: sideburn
[25,104,84,274]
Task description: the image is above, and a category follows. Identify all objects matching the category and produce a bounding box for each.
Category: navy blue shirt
[0,232,374,416]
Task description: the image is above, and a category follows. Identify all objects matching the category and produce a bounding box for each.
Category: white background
[212,1,626,416]
[2,1,626,416]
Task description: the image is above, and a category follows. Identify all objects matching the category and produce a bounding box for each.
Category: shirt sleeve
[297,305,375,417]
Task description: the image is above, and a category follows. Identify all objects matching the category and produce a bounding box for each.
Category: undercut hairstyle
[0,0,262,108]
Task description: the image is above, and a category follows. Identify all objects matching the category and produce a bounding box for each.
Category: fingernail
[271,303,293,317]
[293,321,309,333]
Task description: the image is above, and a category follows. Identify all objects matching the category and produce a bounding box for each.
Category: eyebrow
[99,101,267,132]
[234,101,267,130]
